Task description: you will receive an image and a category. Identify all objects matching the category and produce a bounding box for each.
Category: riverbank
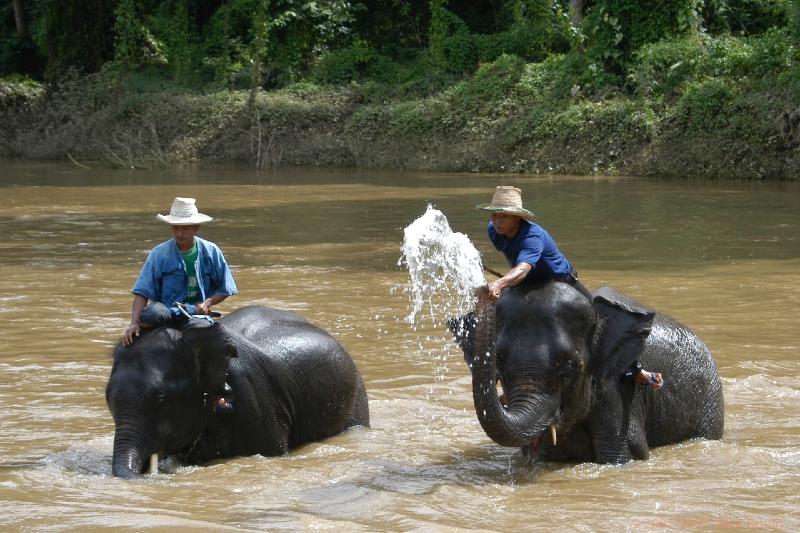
[2,37,798,180]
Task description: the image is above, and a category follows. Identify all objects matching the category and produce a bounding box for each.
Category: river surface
[0,161,798,531]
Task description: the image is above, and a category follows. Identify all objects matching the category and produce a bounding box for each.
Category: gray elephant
[106,306,370,478]
[450,282,723,464]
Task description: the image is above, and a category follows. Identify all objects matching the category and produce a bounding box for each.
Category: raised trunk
[111,429,148,479]
[470,288,556,447]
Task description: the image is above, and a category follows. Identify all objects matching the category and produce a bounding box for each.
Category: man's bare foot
[212,397,234,415]
[635,369,664,389]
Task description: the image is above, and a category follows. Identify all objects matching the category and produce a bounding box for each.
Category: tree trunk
[569,0,585,28]
[13,0,29,37]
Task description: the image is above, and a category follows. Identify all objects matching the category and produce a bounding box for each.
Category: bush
[630,29,796,99]
[671,77,737,131]
[447,54,526,108]
[475,20,551,64]
[629,37,707,98]
[312,41,380,84]
[548,51,622,99]
[584,0,701,72]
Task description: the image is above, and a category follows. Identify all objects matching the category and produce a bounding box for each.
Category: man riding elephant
[477,185,662,389]
[121,196,238,413]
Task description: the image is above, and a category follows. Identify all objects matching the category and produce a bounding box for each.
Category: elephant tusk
[550,425,557,447]
[148,453,158,474]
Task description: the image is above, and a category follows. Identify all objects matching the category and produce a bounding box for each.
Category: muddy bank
[1,78,798,180]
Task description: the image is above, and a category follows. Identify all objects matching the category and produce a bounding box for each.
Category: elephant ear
[181,323,238,395]
[590,287,655,383]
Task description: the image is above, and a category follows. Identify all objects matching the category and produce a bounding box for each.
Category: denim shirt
[132,237,238,315]
[488,220,572,281]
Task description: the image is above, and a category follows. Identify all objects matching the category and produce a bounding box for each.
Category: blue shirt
[132,236,238,315]
[488,220,572,281]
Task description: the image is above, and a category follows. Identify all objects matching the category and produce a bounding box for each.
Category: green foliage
[628,36,707,98]
[630,28,796,98]
[584,0,702,72]
[671,77,737,131]
[311,40,379,84]
[42,0,116,81]
[429,0,448,67]
[113,0,144,69]
[529,98,656,143]
[708,0,790,35]
[449,53,527,105]
[475,19,551,63]
[790,0,800,43]
[428,2,479,74]
[250,0,270,92]
[547,51,622,98]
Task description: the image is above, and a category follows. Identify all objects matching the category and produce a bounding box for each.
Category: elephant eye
[556,354,575,382]
[148,387,166,404]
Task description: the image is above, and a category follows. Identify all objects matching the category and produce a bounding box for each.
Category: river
[0,161,798,531]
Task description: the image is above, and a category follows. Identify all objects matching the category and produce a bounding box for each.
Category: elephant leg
[589,384,648,463]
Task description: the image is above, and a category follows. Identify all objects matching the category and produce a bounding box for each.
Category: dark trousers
[556,270,593,301]
[139,302,212,331]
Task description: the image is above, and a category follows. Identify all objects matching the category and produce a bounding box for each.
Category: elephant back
[642,311,724,444]
[219,306,369,453]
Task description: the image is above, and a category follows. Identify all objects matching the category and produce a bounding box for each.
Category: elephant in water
[106,306,370,478]
[450,282,723,464]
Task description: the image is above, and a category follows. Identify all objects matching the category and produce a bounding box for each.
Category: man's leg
[139,302,178,329]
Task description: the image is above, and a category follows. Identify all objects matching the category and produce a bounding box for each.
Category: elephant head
[105,323,237,478]
[450,281,654,460]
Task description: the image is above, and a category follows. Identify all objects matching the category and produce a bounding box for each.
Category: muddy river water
[0,161,798,531]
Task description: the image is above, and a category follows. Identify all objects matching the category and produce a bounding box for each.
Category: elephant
[106,306,370,478]
[450,281,723,464]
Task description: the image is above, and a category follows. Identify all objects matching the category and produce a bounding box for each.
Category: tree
[583,0,701,72]
[13,0,28,37]
[569,0,586,27]
[42,0,116,81]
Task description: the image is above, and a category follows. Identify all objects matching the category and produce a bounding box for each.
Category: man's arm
[195,294,228,315]
[487,262,532,301]
[123,293,148,346]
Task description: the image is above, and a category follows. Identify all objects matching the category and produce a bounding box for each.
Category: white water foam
[399,205,486,328]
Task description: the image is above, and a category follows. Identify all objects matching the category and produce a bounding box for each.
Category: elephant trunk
[111,427,152,479]
[470,287,557,447]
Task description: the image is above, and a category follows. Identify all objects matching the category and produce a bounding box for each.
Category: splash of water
[399,205,486,327]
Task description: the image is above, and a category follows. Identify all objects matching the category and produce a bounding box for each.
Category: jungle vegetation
[1,1,799,178]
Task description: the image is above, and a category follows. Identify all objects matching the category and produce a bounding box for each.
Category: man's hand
[195,301,211,315]
[123,323,140,346]
[487,280,504,302]
[486,262,532,302]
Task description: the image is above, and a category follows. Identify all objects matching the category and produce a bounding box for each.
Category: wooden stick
[483,266,503,278]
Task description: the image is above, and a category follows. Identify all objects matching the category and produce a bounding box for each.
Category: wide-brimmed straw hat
[475,186,536,221]
[156,197,213,225]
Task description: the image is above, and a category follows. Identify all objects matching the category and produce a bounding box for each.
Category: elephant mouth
[527,424,558,461]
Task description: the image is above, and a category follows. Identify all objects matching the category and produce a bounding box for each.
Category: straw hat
[476,186,536,221]
[156,197,213,225]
